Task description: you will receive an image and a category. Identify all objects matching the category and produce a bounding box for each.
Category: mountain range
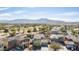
[0,18,79,25]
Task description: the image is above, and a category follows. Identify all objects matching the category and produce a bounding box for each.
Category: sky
[0,7,79,22]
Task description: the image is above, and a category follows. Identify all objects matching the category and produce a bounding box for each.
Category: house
[15,36,29,48]
[49,28,64,43]
[64,41,74,45]
[50,30,62,34]
[0,39,4,51]
[2,36,17,50]
[65,35,78,42]
[50,29,64,40]
[34,34,45,39]
[65,35,73,41]
[0,35,7,51]
[75,36,79,43]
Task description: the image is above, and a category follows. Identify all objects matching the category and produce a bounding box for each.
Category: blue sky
[0,7,79,22]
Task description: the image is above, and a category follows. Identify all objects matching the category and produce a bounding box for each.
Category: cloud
[0,13,11,16]
[13,10,25,14]
[0,9,79,22]
[0,7,9,11]
[0,10,25,16]
[48,12,79,22]
[56,12,79,16]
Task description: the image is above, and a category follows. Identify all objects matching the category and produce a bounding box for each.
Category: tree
[60,26,67,35]
[71,29,78,37]
[27,34,34,39]
[33,39,41,50]
[50,43,62,51]
[33,40,41,47]
[33,27,37,32]
[4,29,9,33]
[17,27,20,32]
[9,31,16,37]
[27,29,31,33]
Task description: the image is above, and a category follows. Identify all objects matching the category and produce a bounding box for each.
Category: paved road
[24,48,29,51]
[41,47,49,51]
[59,45,68,51]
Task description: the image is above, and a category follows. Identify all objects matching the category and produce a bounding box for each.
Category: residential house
[50,29,64,42]
[15,36,29,48]
[0,39,4,51]
[2,36,17,50]
[34,33,45,39]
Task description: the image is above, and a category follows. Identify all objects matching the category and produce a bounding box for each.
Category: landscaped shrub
[33,39,41,50]
[50,43,62,51]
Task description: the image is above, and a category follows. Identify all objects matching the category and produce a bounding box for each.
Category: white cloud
[0,7,9,11]
[56,12,79,16]
[0,10,25,17]
[13,10,25,14]
[0,11,79,22]
[0,13,11,16]
[47,12,79,22]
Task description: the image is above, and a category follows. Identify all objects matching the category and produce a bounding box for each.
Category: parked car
[66,44,76,51]
[41,43,48,47]
[41,40,48,47]
[10,46,24,51]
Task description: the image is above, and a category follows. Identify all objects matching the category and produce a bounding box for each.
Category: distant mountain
[0,18,79,25]
[7,18,65,24]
